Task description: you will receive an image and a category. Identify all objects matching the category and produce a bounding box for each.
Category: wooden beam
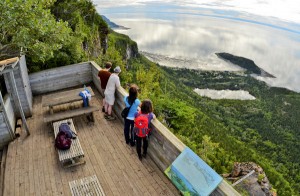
[9,71,30,135]
[0,57,19,66]
[0,90,15,140]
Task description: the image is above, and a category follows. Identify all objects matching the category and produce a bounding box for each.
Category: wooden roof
[0,57,19,72]
[2,87,179,195]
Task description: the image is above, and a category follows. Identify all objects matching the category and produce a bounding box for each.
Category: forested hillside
[1,0,299,195]
[122,57,300,195]
[0,0,108,71]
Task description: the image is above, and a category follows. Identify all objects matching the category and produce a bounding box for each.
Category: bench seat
[53,119,85,168]
[44,106,99,123]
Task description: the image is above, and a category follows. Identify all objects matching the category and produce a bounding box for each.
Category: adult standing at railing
[123,84,141,146]
[104,66,121,120]
[98,62,112,113]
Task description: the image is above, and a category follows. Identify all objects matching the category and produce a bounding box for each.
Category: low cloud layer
[194,89,256,100]
[94,0,300,24]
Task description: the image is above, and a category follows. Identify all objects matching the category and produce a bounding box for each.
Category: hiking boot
[142,153,147,158]
[138,155,142,161]
[106,115,116,121]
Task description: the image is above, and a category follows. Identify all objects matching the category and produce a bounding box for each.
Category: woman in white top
[104,66,121,120]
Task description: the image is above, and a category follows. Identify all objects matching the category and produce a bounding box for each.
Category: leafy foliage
[0,0,109,72]
[0,0,72,66]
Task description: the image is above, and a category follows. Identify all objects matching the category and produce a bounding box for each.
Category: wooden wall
[0,96,15,149]
[29,62,92,95]
[19,56,33,116]
[4,55,33,117]
[90,61,239,196]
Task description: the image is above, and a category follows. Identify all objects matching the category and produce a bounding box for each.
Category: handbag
[121,99,134,118]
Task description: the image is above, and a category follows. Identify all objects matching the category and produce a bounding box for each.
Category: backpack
[121,107,130,118]
[55,123,76,150]
[59,123,76,139]
[134,113,150,137]
[55,131,72,150]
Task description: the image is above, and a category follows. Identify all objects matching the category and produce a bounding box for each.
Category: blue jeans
[124,118,135,145]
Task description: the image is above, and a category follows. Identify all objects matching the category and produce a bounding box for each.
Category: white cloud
[93,0,300,23]
[194,89,256,100]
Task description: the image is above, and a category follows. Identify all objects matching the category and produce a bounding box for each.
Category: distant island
[216,52,275,78]
[101,15,130,30]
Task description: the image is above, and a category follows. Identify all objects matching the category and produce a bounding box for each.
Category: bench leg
[86,112,95,122]
[50,106,54,114]
[62,157,86,168]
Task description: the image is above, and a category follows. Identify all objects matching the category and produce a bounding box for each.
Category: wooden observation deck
[0,59,240,196]
[2,88,179,195]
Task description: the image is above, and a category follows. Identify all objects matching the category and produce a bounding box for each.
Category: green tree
[0,0,72,66]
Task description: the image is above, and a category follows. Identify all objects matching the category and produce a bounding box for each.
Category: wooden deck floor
[2,88,179,196]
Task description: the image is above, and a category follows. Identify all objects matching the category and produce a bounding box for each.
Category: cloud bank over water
[94,0,300,92]
[194,89,256,100]
[94,0,300,24]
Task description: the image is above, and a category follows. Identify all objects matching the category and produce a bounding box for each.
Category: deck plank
[78,118,121,195]
[3,86,179,196]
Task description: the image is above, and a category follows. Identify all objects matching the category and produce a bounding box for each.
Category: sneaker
[102,106,105,112]
[106,115,116,121]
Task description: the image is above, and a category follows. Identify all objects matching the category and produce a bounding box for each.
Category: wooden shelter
[0,56,32,148]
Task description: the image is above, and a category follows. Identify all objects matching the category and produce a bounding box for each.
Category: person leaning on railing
[104,66,121,120]
[123,84,141,146]
[98,62,112,112]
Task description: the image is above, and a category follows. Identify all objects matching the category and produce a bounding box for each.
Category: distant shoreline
[101,15,130,30]
[216,52,276,78]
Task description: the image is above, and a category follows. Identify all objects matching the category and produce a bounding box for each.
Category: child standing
[134,99,155,160]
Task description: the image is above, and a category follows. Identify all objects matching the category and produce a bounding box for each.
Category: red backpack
[134,113,150,137]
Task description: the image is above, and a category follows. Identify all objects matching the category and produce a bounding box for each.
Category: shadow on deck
[2,87,179,195]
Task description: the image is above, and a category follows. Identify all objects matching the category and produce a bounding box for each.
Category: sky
[94,0,300,24]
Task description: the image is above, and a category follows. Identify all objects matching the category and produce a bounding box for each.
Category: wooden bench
[53,119,85,168]
[44,106,99,124]
[42,86,95,114]
[69,175,106,196]
[43,86,99,124]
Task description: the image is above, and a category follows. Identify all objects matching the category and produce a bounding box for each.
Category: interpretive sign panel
[165,147,222,196]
